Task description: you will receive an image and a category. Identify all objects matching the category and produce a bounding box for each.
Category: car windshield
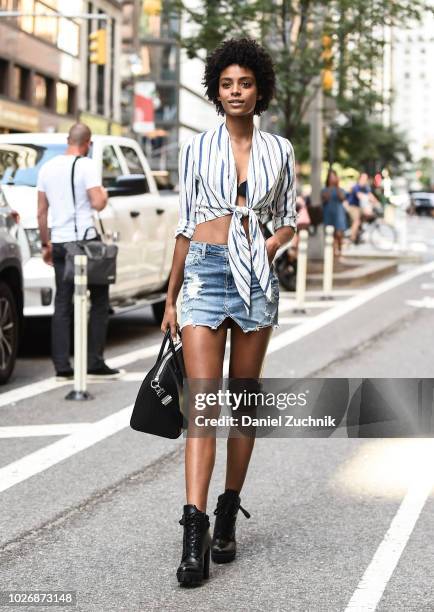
[0,143,73,187]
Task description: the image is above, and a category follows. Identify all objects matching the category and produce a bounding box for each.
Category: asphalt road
[1,216,434,612]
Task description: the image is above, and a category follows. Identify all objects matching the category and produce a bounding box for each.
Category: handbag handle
[83,226,100,241]
[157,329,182,373]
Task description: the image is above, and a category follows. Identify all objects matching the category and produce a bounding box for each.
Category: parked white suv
[0,134,179,323]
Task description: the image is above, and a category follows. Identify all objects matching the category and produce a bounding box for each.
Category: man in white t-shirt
[37,123,120,380]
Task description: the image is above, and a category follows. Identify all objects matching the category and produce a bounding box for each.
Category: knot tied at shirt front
[228,204,273,314]
[234,206,250,218]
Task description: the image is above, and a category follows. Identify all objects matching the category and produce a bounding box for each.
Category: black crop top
[237,180,247,198]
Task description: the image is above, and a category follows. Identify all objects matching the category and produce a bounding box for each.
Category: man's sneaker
[56,369,74,381]
[87,364,123,380]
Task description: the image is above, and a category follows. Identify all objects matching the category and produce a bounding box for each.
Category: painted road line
[0,378,68,410]
[0,341,162,410]
[3,261,434,411]
[406,296,434,309]
[0,424,91,438]
[279,300,340,309]
[116,372,146,383]
[278,317,311,325]
[0,407,132,493]
[345,441,434,611]
[2,261,434,492]
[265,260,434,355]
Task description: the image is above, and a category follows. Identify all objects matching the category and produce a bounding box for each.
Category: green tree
[334,118,411,174]
[171,0,433,143]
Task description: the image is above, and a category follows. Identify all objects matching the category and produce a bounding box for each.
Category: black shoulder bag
[63,156,118,285]
[130,330,186,439]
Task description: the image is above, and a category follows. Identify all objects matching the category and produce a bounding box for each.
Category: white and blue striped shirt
[175,121,297,313]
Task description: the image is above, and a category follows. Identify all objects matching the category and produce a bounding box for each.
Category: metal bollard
[322,225,334,299]
[293,229,309,313]
[65,255,93,401]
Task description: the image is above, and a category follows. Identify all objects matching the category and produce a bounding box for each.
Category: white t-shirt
[37,155,100,243]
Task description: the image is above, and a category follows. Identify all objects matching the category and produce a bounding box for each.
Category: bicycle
[350,206,398,251]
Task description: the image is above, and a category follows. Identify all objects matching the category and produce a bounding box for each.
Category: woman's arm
[161,236,190,338]
[321,188,330,203]
[266,226,295,264]
[161,137,197,338]
[337,188,346,201]
[268,138,297,262]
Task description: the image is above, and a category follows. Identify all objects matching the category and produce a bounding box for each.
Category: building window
[34,73,48,107]
[7,0,79,57]
[57,18,80,56]
[12,66,31,101]
[34,1,58,45]
[0,58,8,95]
[56,82,69,114]
[19,0,35,35]
[46,76,56,110]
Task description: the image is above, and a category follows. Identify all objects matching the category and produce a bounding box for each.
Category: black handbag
[63,156,118,285]
[130,330,186,439]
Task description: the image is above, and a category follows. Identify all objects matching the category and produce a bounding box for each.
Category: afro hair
[203,38,276,116]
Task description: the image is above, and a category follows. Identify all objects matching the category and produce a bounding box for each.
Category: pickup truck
[0,134,179,323]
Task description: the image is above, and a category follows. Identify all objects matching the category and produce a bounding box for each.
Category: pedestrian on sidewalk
[347,171,378,242]
[161,38,296,586]
[321,169,347,256]
[37,123,120,381]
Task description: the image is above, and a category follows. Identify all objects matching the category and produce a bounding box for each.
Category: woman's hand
[265,236,280,265]
[161,303,178,340]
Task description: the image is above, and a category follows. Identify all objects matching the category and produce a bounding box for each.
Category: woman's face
[217,64,260,117]
[329,172,338,187]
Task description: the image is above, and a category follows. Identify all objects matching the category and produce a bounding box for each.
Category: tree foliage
[171,0,433,164]
[334,118,411,174]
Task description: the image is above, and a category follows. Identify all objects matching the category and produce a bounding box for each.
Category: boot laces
[179,513,206,556]
[213,496,250,539]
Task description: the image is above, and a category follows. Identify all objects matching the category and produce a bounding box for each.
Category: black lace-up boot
[177,504,211,586]
[211,489,250,564]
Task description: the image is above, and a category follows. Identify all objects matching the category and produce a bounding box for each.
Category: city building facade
[387,16,434,162]
[121,0,213,183]
[0,0,122,135]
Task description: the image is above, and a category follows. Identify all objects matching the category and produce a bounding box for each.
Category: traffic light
[88,29,107,65]
[143,0,162,16]
[321,34,334,93]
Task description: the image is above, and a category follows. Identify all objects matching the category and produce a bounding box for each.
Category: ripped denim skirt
[180,241,279,333]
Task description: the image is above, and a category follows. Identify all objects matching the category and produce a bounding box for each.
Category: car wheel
[152,299,166,325]
[0,281,19,384]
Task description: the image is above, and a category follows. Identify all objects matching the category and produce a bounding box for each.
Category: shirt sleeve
[175,137,197,239]
[82,158,101,190]
[272,138,297,232]
[37,165,46,192]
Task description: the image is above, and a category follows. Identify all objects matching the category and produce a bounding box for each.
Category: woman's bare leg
[182,322,228,512]
[225,324,273,492]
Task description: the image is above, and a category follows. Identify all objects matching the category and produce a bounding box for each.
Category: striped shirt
[175,121,297,313]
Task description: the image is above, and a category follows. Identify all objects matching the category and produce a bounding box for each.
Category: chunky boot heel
[211,489,250,564]
[176,505,211,586]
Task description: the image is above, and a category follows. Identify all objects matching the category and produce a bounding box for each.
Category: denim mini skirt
[180,241,279,333]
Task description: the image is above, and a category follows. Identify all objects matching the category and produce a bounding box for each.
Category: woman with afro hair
[161,38,297,586]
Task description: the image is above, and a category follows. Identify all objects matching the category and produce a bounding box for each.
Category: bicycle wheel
[370,222,397,251]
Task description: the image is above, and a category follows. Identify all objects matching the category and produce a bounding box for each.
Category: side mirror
[107,174,148,197]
